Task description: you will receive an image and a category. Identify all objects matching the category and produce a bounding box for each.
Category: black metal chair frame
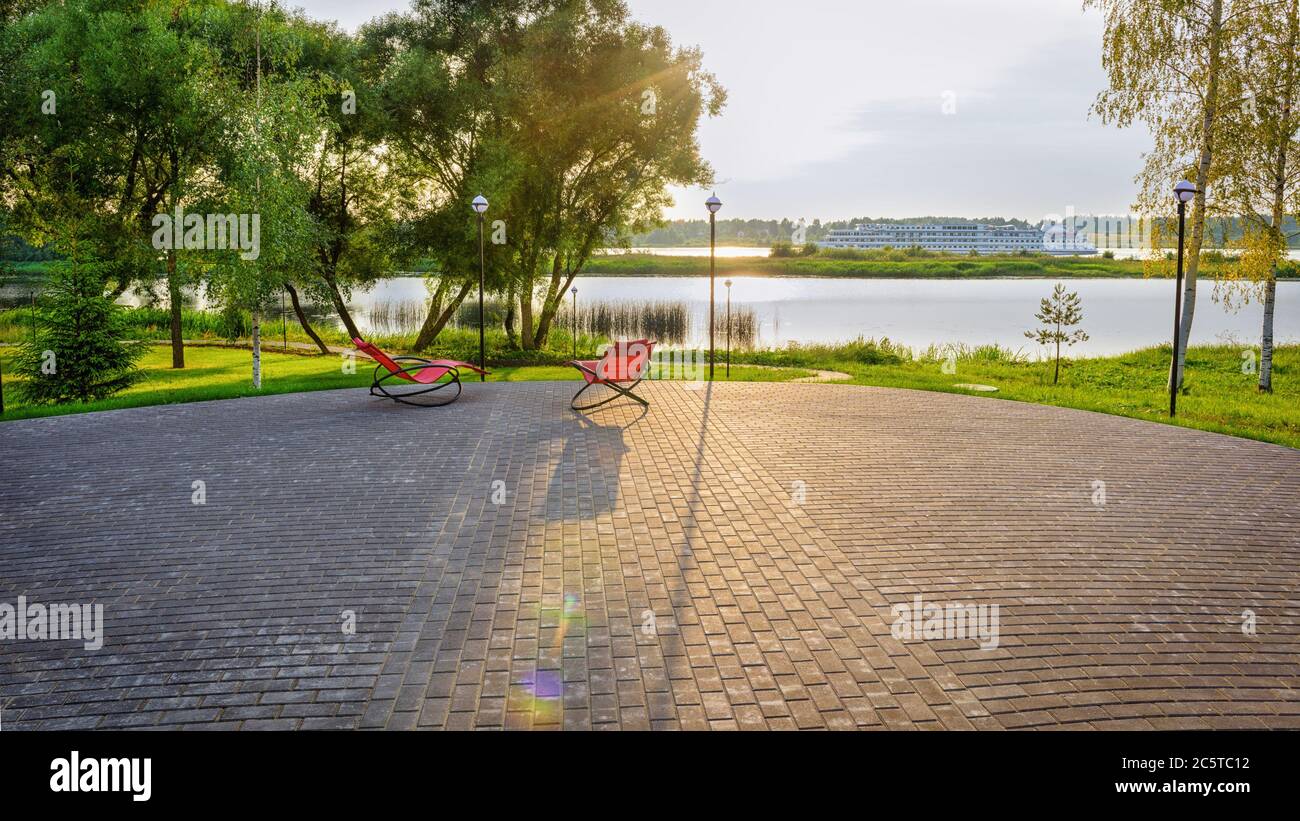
[370,356,463,407]
[569,361,649,411]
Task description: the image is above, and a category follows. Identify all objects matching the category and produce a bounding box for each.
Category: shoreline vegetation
[580,250,1300,279]
[10,253,1300,284]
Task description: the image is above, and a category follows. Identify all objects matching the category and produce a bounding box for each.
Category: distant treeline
[622,215,1300,247]
[0,213,58,262]
[622,216,1033,246]
[9,212,1297,262]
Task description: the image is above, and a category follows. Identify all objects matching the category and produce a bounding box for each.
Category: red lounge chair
[566,339,654,410]
[353,338,488,407]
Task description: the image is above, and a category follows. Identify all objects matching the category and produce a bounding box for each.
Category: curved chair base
[570,378,648,411]
[371,369,462,407]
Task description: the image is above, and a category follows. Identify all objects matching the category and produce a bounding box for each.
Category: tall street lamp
[1170,179,1196,417]
[571,285,579,359]
[472,194,489,382]
[706,193,722,380]
[724,278,732,378]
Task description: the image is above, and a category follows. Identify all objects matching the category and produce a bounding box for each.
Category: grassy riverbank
[12,252,1299,284]
[2,339,1295,450]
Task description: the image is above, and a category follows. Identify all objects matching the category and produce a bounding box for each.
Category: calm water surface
[9,254,1286,355]
[360,275,1299,356]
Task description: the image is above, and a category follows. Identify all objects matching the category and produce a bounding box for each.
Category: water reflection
[339,275,1300,356]
[6,268,1296,355]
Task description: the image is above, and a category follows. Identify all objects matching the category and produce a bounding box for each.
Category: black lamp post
[571,285,578,359]
[724,278,732,378]
[472,194,489,381]
[1171,179,1196,417]
[706,193,722,380]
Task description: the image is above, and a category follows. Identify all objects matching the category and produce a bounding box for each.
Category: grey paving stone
[1,382,1298,730]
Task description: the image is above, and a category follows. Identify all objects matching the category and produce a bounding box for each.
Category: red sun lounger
[353,338,488,407]
[566,339,655,410]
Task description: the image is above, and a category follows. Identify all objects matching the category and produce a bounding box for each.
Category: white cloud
[291,0,1151,221]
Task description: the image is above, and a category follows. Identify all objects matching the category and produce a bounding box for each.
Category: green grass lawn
[0,344,812,421]
[787,344,1299,449]
[2,342,1296,451]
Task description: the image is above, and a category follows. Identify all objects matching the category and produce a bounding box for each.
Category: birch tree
[1087,0,1257,387]
[207,1,321,388]
[1215,0,1300,392]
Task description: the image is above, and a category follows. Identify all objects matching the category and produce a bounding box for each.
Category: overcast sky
[293,0,1151,222]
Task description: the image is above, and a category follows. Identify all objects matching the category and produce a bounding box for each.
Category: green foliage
[1025,283,1089,384]
[734,337,910,368]
[768,241,820,258]
[917,342,1027,364]
[12,260,144,404]
[369,0,727,349]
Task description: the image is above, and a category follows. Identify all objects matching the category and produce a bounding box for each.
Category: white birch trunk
[1259,273,1276,392]
[252,307,262,389]
[1173,0,1225,390]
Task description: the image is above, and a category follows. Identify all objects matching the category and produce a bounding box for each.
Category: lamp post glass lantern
[706,193,722,380]
[571,286,578,359]
[1170,180,1196,417]
[472,195,489,381]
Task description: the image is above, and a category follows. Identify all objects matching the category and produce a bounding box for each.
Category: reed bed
[367,299,427,335]
[556,298,759,349]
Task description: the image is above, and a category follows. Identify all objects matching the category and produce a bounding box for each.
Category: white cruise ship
[819,222,1096,255]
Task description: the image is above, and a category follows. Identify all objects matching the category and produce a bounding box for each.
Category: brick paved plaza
[1,381,1298,730]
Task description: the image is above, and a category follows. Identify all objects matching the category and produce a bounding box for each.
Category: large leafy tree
[368,0,723,352]
[263,9,398,347]
[1,0,230,369]
[361,0,535,351]
[497,0,724,350]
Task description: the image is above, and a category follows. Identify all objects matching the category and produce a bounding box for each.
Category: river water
[359,274,1298,356]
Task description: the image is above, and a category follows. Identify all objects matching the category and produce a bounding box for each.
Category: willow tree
[286,14,398,347]
[498,0,724,350]
[361,1,532,351]
[1215,0,1300,392]
[1087,0,1255,387]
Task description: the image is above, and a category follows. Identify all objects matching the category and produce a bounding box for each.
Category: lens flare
[511,593,587,723]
